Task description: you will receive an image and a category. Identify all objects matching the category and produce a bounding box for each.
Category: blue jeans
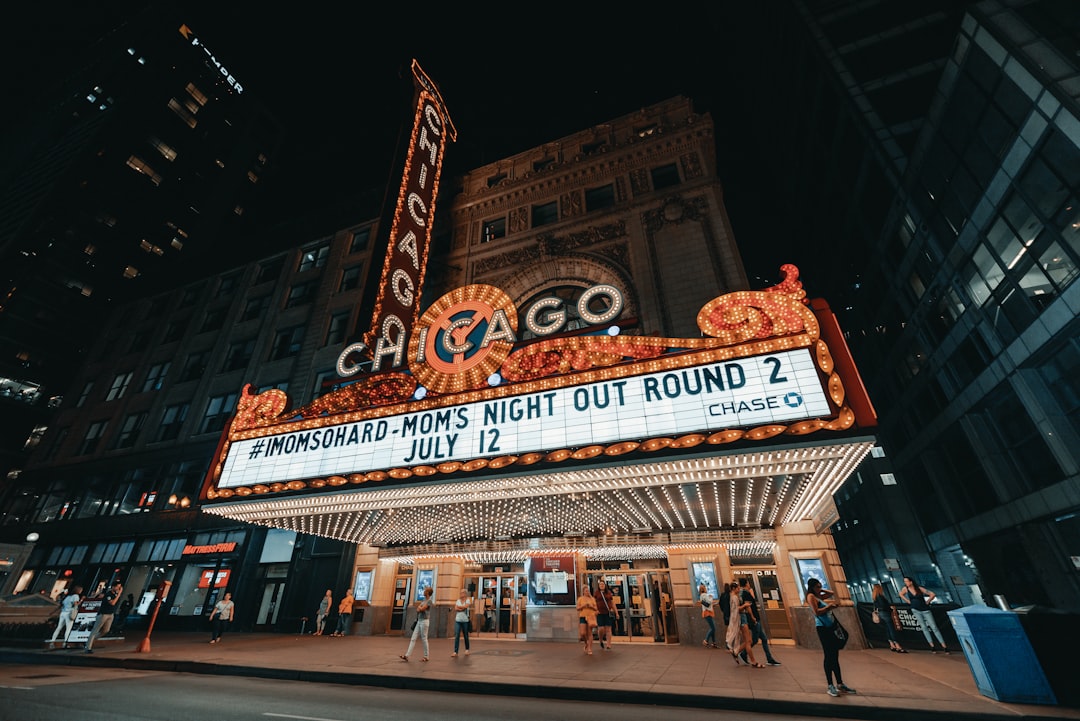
[405,618,429,658]
[704,616,716,644]
[750,619,777,662]
[912,608,945,646]
[453,620,470,652]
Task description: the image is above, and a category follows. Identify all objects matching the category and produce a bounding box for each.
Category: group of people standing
[311,588,356,637]
[575,578,618,655]
[699,578,781,668]
[47,580,124,653]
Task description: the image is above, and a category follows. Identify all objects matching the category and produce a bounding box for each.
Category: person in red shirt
[593,579,617,650]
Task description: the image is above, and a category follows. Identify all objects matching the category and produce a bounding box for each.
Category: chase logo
[783,392,803,408]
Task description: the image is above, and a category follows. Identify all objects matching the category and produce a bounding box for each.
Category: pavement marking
[264,714,346,721]
[0,685,34,690]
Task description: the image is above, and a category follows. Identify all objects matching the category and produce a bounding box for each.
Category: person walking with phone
[807,577,856,697]
[84,580,123,654]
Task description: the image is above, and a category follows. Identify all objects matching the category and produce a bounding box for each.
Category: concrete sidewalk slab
[1,632,1076,721]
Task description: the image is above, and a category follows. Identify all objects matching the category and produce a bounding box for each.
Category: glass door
[390,575,411,633]
[587,571,676,644]
[644,572,678,643]
[462,573,527,638]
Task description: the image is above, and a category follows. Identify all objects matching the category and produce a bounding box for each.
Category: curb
[0,648,1068,721]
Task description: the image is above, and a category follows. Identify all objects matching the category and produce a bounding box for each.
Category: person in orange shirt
[332,588,354,636]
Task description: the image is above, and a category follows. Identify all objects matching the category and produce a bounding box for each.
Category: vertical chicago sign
[361,60,457,372]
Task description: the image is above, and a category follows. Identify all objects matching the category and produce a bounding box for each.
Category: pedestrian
[49,584,83,647]
[451,587,472,657]
[739,577,780,665]
[724,582,743,661]
[807,577,856,697]
[399,586,433,662]
[84,579,123,654]
[730,582,763,667]
[899,576,948,653]
[332,589,354,636]
[209,591,235,644]
[482,588,495,632]
[114,593,134,633]
[576,587,598,654]
[871,582,907,653]
[698,583,717,648]
[718,579,732,648]
[314,589,332,635]
[593,578,617,650]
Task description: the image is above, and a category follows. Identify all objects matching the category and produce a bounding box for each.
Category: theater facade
[202,263,878,647]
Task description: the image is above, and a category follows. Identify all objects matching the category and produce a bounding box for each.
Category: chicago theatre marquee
[199,66,877,645]
[201,271,878,645]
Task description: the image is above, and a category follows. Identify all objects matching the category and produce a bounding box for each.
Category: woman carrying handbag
[807,578,856,697]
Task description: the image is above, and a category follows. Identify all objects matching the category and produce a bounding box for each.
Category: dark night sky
[8,1,781,282]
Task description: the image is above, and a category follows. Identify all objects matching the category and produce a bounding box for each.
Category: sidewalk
[2,631,1076,721]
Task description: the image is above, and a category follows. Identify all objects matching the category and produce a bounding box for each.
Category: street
[0,664,844,721]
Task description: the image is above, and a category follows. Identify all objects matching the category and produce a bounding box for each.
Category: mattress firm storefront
[200,268,878,648]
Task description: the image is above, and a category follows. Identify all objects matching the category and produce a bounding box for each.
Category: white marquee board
[217,348,830,488]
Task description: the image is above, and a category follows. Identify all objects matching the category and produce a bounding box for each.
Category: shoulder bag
[831,614,849,648]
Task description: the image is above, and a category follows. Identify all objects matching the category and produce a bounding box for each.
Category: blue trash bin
[947,605,1056,705]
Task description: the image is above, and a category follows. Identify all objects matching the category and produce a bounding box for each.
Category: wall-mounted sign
[362,60,456,371]
[217,347,830,488]
[202,265,876,502]
[183,542,237,555]
[197,569,231,589]
[178,24,243,94]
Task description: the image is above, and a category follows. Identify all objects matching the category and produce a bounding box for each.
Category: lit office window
[298,243,330,271]
[167,98,198,128]
[126,155,163,185]
[482,217,506,243]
